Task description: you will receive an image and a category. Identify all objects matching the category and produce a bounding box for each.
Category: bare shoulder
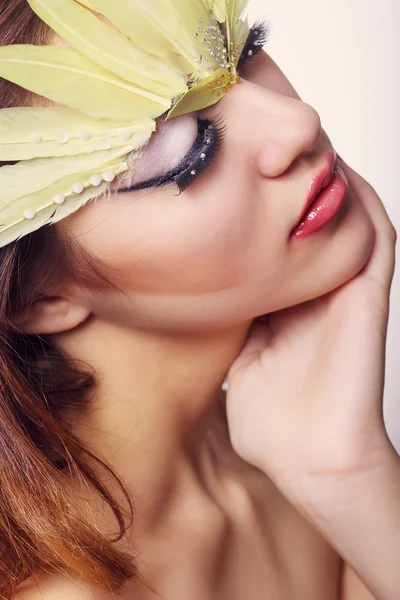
[340,562,377,600]
[13,573,121,600]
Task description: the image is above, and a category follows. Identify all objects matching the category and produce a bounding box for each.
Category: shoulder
[13,573,122,600]
[340,562,377,600]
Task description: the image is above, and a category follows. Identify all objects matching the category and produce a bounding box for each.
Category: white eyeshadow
[123,115,198,187]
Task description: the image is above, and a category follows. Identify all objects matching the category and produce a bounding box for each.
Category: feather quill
[0,107,155,161]
[0,159,127,222]
[74,0,94,8]
[0,146,137,205]
[0,154,132,248]
[0,45,170,120]
[0,181,108,248]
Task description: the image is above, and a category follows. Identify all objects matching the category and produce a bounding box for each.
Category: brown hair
[0,1,142,597]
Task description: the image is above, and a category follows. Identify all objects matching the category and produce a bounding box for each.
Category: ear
[13,297,91,335]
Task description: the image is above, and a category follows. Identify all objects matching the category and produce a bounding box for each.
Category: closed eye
[117,116,226,195]
[116,19,271,195]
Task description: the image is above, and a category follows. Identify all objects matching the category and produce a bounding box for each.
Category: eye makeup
[118,116,226,195]
[238,20,271,67]
[118,20,271,196]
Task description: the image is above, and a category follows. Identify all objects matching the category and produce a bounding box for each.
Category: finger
[338,157,397,292]
[227,319,273,376]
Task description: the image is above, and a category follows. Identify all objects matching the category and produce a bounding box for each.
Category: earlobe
[13,297,91,335]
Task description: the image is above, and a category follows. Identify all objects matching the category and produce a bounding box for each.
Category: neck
[55,316,252,530]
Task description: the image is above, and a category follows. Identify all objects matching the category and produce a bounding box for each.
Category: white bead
[119,130,131,141]
[58,133,69,144]
[79,131,91,141]
[248,50,254,56]
[103,170,116,183]
[23,208,36,220]
[53,193,66,205]
[100,138,112,150]
[191,170,197,176]
[90,175,102,186]
[200,153,206,159]
[221,379,229,392]
[29,133,41,144]
[72,182,84,194]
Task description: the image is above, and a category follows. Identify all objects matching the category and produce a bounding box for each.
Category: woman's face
[61,51,375,334]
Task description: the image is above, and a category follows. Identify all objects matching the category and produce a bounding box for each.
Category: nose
[223,79,323,178]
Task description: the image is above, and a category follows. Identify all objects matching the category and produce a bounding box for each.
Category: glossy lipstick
[290,165,348,240]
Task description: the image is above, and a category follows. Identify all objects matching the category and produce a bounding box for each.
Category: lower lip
[290,166,348,240]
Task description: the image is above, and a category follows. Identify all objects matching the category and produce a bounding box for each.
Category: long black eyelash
[118,116,226,195]
[238,20,272,67]
[174,115,226,194]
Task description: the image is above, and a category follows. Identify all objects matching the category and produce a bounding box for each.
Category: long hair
[0,1,142,597]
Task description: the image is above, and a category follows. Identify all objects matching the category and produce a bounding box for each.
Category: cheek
[66,183,266,296]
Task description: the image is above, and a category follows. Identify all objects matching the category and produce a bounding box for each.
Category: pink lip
[292,150,337,231]
[290,165,348,240]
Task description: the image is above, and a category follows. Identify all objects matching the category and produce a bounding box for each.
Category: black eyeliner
[118,116,226,195]
[117,19,270,197]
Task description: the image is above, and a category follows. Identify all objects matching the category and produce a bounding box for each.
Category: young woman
[0,1,398,598]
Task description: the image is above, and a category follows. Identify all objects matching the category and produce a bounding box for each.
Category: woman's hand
[225,157,397,506]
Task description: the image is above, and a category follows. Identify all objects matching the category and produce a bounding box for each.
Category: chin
[302,199,376,302]
[272,198,376,310]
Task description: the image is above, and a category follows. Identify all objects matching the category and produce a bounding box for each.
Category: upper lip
[293,149,338,229]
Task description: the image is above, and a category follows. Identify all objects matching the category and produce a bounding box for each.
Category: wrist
[268,434,400,517]
[280,444,400,600]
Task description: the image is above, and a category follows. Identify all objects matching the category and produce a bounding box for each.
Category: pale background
[247,0,400,453]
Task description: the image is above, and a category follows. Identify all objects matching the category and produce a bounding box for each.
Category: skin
[15,47,377,599]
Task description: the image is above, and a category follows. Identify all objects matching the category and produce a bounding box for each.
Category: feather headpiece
[0,0,250,248]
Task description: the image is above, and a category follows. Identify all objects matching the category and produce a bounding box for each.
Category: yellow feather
[0,160,127,223]
[0,107,155,161]
[167,68,232,120]
[74,0,94,8]
[0,0,251,248]
[28,0,186,97]
[203,0,227,23]
[0,145,140,205]
[87,0,206,73]
[0,181,109,248]
[0,45,170,120]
